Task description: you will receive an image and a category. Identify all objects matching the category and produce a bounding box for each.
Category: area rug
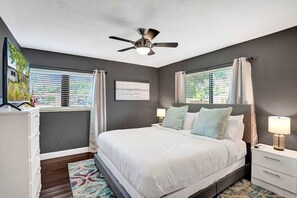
[218,179,283,198]
[68,159,114,198]
[68,159,282,198]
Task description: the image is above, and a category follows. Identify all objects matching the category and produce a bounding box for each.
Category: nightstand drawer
[253,150,297,176]
[252,164,297,193]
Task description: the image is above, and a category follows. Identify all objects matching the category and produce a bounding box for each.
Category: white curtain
[175,71,186,103]
[228,57,258,145]
[89,70,107,153]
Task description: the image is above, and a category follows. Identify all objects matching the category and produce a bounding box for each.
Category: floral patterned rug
[218,179,283,198]
[68,159,114,198]
[68,159,282,198]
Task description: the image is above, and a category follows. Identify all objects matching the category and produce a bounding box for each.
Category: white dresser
[0,107,41,198]
[252,144,297,198]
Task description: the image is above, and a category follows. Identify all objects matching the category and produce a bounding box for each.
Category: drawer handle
[263,170,280,177]
[35,132,40,137]
[36,150,40,156]
[263,156,280,162]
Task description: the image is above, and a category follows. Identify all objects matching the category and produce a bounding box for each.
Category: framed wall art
[115,81,150,101]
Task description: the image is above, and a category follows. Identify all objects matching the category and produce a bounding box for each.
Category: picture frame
[115,81,150,101]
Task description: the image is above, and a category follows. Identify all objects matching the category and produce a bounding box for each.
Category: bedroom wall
[0,17,21,104]
[158,26,297,150]
[22,48,159,153]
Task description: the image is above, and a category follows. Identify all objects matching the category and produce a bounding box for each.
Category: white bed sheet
[97,126,246,198]
[98,151,245,198]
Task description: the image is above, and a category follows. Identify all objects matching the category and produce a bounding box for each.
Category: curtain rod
[30,64,108,74]
[186,57,254,74]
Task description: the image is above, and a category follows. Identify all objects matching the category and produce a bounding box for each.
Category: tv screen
[3,38,30,104]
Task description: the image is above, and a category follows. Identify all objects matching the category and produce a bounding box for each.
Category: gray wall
[22,48,159,153]
[3,16,297,152]
[40,111,90,153]
[158,26,297,150]
[0,17,20,104]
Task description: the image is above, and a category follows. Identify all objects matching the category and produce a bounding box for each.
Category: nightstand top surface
[151,123,161,126]
[252,143,297,159]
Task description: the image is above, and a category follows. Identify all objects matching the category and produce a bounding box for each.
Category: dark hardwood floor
[40,152,93,198]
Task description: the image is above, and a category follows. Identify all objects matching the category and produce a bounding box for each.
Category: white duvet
[97,126,243,198]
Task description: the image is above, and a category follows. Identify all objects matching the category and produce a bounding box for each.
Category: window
[185,67,232,104]
[11,70,16,77]
[30,68,93,108]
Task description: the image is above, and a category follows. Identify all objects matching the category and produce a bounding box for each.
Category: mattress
[97,126,246,198]
[98,152,245,198]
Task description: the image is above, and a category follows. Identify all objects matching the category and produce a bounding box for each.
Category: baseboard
[40,147,89,160]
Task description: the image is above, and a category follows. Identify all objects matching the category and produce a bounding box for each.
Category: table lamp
[268,116,291,151]
[157,108,166,124]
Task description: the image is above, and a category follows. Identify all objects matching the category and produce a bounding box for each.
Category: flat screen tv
[2,38,30,104]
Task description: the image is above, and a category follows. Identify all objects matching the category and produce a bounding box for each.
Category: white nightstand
[151,123,161,127]
[252,143,297,198]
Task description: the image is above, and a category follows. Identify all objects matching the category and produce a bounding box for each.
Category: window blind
[30,68,93,108]
[185,67,232,104]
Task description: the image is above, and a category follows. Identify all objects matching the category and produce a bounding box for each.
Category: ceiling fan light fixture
[109,28,178,55]
[136,46,150,55]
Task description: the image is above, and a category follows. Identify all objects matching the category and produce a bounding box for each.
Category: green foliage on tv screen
[7,41,30,102]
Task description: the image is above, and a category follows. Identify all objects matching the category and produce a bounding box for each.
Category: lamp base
[273,134,285,151]
[159,117,164,124]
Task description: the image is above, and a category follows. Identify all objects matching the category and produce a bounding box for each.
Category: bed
[94,103,252,198]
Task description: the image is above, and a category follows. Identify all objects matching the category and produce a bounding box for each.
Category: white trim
[39,107,91,113]
[40,147,89,160]
[31,68,93,77]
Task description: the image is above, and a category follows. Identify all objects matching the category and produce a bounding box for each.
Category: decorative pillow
[223,115,245,141]
[162,106,188,130]
[183,112,198,130]
[191,107,233,139]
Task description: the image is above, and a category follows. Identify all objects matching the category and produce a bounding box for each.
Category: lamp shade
[157,108,166,117]
[268,116,291,135]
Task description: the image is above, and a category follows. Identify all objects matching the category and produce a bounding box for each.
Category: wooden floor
[40,152,93,198]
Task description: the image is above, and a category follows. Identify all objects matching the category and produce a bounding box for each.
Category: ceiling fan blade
[153,42,178,48]
[147,49,155,56]
[109,36,135,44]
[144,29,160,40]
[117,47,135,52]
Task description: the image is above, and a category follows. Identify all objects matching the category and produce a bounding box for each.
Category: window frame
[185,66,232,104]
[30,68,93,112]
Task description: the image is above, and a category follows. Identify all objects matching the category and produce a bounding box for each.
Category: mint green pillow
[191,107,232,139]
[162,106,188,130]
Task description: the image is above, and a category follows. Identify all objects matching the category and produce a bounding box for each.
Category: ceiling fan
[109,28,178,56]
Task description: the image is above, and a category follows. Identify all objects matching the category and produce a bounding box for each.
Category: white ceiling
[1,0,297,68]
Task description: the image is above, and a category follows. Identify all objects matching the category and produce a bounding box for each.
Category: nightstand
[252,143,297,198]
[151,123,161,127]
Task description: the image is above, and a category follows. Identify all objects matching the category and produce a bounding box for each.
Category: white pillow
[183,112,197,130]
[223,115,245,141]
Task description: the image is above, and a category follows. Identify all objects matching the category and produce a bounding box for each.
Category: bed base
[94,153,251,198]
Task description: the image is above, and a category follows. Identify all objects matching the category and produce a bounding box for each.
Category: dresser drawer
[29,134,40,159]
[29,111,40,136]
[30,169,41,198]
[253,150,297,176]
[252,164,297,193]
[34,186,41,198]
[29,156,40,181]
